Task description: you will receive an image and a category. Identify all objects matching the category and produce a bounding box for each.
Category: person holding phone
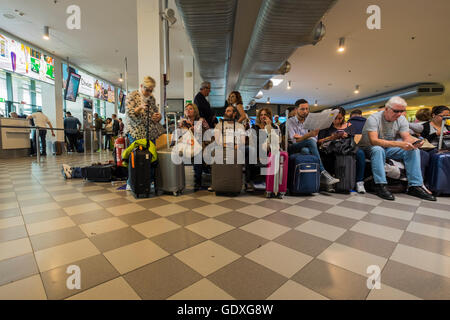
[359,96,435,201]
[318,107,367,193]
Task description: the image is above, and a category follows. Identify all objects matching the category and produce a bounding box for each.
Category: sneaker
[126,184,132,191]
[208,186,214,192]
[356,181,366,194]
[245,183,255,193]
[320,170,340,185]
[61,164,72,179]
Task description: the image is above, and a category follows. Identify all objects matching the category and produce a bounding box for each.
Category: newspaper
[303,109,339,130]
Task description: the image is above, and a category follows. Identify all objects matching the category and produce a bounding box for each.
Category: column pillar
[53,57,64,142]
[183,55,194,105]
[136,0,164,112]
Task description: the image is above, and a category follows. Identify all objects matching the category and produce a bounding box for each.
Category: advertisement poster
[94,79,115,103]
[0,33,55,84]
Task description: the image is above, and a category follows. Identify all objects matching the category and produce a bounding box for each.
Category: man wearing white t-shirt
[27,110,55,156]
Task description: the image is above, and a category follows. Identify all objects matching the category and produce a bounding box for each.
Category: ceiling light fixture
[119,73,123,82]
[43,26,50,40]
[354,85,360,94]
[337,37,345,53]
[255,90,264,99]
[287,80,292,90]
[271,78,284,87]
[314,100,318,107]
[267,97,271,104]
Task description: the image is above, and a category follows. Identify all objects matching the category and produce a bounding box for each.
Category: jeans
[289,138,325,172]
[32,129,47,155]
[66,133,78,152]
[356,149,366,182]
[96,130,103,150]
[363,146,423,187]
[105,134,113,150]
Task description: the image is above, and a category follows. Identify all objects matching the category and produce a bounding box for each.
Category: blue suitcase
[427,152,450,196]
[288,154,320,195]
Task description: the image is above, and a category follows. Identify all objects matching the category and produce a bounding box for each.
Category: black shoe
[407,186,437,201]
[374,184,395,201]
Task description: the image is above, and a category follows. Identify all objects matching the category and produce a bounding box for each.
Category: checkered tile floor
[0,152,449,300]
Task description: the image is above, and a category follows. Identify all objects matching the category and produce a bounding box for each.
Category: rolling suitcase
[266,151,289,198]
[155,113,185,196]
[427,118,450,196]
[334,155,356,193]
[289,154,320,195]
[212,120,243,196]
[128,103,155,199]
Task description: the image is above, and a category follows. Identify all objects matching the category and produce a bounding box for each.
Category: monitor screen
[119,90,126,114]
[64,72,81,102]
[83,98,93,110]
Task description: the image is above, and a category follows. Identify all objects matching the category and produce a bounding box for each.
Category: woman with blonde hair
[125,76,164,144]
[179,103,210,191]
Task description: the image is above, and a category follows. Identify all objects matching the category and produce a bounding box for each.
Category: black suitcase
[128,102,155,199]
[81,164,113,182]
[334,155,356,193]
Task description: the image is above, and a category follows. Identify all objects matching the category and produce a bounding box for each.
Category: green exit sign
[0,98,4,102]
[186,100,192,104]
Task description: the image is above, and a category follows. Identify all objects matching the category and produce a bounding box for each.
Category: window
[0,70,6,116]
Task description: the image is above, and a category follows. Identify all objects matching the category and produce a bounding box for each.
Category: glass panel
[0,70,6,116]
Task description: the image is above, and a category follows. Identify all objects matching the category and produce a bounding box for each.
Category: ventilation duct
[340,83,445,110]
[175,0,237,107]
[236,0,337,105]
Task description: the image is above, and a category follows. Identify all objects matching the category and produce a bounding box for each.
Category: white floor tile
[0,238,33,262]
[186,219,234,239]
[350,221,403,242]
[267,280,329,300]
[132,218,180,238]
[104,240,169,274]
[79,217,128,237]
[0,275,47,300]
[53,193,87,202]
[67,277,141,300]
[21,202,61,215]
[246,242,313,278]
[64,203,103,216]
[416,207,450,221]
[309,195,343,206]
[281,206,321,219]
[237,205,276,218]
[317,243,387,277]
[174,241,239,277]
[168,278,235,300]
[366,283,422,300]
[193,204,232,217]
[371,207,414,221]
[107,203,146,216]
[326,206,367,220]
[295,220,346,241]
[0,216,24,230]
[34,238,100,272]
[390,244,450,278]
[347,196,382,206]
[406,221,450,242]
[26,217,75,236]
[150,204,187,217]
[240,220,290,240]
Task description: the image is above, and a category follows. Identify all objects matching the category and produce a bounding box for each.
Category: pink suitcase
[265,151,289,198]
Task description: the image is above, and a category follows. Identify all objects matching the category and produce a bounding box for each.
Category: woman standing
[227,91,249,127]
[179,103,210,191]
[125,76,164,144]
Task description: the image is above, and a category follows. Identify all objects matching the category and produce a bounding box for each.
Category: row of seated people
[177,96,445,202]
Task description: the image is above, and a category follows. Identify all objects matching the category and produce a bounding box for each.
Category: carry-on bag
[155,112,185,196]
[212,120,243,196]
[289,154,320,195]
[128,103,155,199]
[266,151,289,198]
[427,116,450,196]
[334,154,356,193]
[81,164,113,182]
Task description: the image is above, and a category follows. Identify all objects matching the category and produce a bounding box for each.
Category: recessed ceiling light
[287,81,292,90]
[354,85,360,94]
[43,26,50,40]
[337,37,345,53]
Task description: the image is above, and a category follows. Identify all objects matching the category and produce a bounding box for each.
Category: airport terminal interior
[0,0,449,300]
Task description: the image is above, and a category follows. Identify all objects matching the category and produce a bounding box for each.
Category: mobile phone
[412,140,421,146]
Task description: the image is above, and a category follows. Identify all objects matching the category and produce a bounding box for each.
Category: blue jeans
[363,146,423,186]
[289,138,325,172]
[356,149,366,182]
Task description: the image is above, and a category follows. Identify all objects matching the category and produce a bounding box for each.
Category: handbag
[324,137,358,155]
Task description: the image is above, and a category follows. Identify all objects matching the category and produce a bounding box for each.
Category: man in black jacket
[194,81,215,128]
